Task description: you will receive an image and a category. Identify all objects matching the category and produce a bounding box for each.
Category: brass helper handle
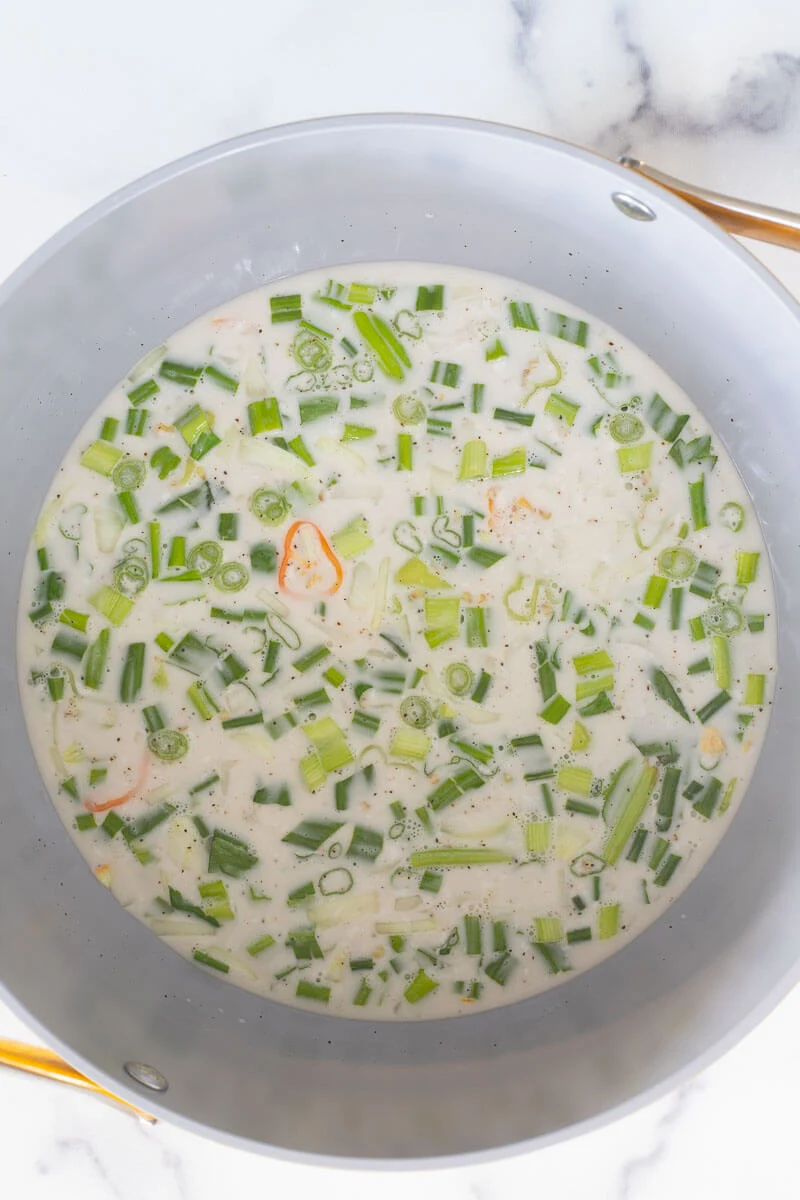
[618,157,800,252]
[0,1038,156,1123]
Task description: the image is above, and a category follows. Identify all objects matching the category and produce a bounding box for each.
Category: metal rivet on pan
[124,1061,169,1092]
[611,192,657,222]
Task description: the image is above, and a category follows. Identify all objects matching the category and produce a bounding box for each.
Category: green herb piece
[208,829,258,877]
[404,969,438,1004]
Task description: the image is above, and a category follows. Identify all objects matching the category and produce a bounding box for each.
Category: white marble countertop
[2,2,800,1195]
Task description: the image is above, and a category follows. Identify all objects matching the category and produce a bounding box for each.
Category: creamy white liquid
[18,265,775,1018]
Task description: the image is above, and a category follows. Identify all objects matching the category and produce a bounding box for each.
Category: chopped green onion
[124,802,176,843]
[253,783,291,807]
[283,817,343,854]
[692,777,724,819]
[573,649,614,675]
[464,605,488,648]
[575,674,614,701]
[404,969,438,1004]
[101,811,125,838]
[466,545,505,569]
[416,284,444,310]
[603,765,658,865]
[410,847,511,867]
[250,542,277,573]
[669,587,684,631]
[458,439,488,480]
[207,829,258,877]
[159,360,203,386]
[353,310,410,380]
[250,488,289,526]
[389,727,431,760]
[710,635,732,690]
[89,586,133,627]
[509,300,538,330]
[744,673,766,706]
[187,680,219,721]
[192,949,229,974]
[332,516,373,559]
[342,423,376,441]
[533,916,563,944]
[286,927,323,962]
[397,432,414,471]
[352,710,380,734]
[247,934,276,957]
[719,502,745,532]
[347,825,384,861]
[579,692,614,718]
[148,521,161,580]
[656,766,681,832]
[270,294,302,323]
[247,396,282,434]
[299,395,339,424]
[485,338,508,360]
[80,440,123,476]
[292,645,330,674]
[83,628,110,690]
[690,560,720,599]
[539,693,570,725]
[443,662,474,697]
[598,904,620,939]
[285,434,315,466]
[654,854,681,887]
[429,360,461,388]
[545,393,580,426]
[643,575,668,608]
[557,766,593,796]
[424,595,461,648]
[420,870,443,894]
[296,980,330,1004]
[646,394,689,442]
[151,446,181,479]
[735,551,759,585]
[59,608,87,633]
[549,312,588,346]
[214,562,249,593]
[392,393,426,426]
[608,413,644,444]
[126,408,150,438]
[525,821,551,854]
[128,378,159,406]
[218,513,238,541]
[627,828,648,862]
[696,690,731,724]
[491,447,527,477]
[168,536,186,568]
[148,729,189,761]
[689,476,708,530]
[650,668,691,723]
[617,442,653,473]
[658,546,697,580]
[120,643,145,703]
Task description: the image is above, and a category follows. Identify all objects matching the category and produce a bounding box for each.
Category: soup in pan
[19,265,774,1018]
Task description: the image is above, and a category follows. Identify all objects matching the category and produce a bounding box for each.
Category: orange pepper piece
[84,755,149,813]
[278,520,344,598]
